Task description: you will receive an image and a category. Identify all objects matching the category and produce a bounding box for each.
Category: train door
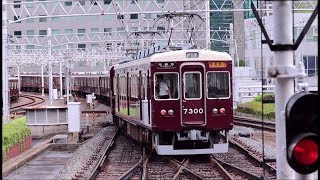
[180,63,206,125]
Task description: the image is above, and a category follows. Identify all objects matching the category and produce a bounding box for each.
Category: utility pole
[66,45,70,103]
[48,28,53,104]
[273,1,295,179]
[59,61,63,99]
[2,0,10,122]
[41,64,45,96]
[17,64,21,95]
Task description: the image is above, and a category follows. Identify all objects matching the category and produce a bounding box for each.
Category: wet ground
[4,150,73,180]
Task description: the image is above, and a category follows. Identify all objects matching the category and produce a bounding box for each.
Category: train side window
[154,73,179,100]
[207,72,230,98]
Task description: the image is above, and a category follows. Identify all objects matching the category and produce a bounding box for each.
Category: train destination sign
[209,62,227,68]
[157,62,176,68]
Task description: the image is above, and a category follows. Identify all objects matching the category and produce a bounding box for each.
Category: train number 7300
[183,108,204,114]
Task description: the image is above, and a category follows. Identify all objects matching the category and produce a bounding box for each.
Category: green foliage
[254,93,275,102]
[236,100,275,120]
[2,116,31,152]
[239,59,246,67]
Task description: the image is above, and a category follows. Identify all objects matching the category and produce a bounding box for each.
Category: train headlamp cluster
[212,108,225,114]
[161,109,174,116]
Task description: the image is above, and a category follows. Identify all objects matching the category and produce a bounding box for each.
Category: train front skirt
[153,130,229,155]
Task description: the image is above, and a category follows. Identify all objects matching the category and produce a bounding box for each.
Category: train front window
[207,72,230,98]
[154,73,179,100]
[184,72,201,99]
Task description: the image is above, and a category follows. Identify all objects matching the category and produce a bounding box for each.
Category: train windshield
[207,72,230,98]
[154,73,179,100]
[184,72,201,99]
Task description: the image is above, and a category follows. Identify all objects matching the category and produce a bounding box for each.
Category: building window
[91,28,99,33]
[65,29,73,34]
[52,17,59,22]
[79,0,85,5]
[14,1,21,8]
[305,29,313,42]
[131,0,137,4]
[117,28,125,32]
[144,13,151,19]
[117,15,124,19]
[65,17,73,22]
[106,43,112,50]
[52,30,60,35]
[104,28,112,35]
[157,14,164,18]
[78,29,86,37]
[26,45,35,49]
[104,0,111,4]
[91,44,99,48]
[14,31,22,38]
[39,30,47,37]
[14,16,21,23]
[91,0,97,5]
[26,30,34,35]
[78,44,86,50]
[26,0,34,8]
[130,27,138,32]
[65,1,72,6]
[157,0,165,3]
[26,15,34,23]
[293,27,302,40]
[157,26,165,32]
[130,14,138,19]
[303,55,318,77]
[39,15,47,22]
[103,15,112,21]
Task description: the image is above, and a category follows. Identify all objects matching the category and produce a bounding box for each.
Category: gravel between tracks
[53,126,116,180]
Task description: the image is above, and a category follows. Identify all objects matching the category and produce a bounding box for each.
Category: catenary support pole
[17,64,21,95]
[59,62,63,99]
[2,0,10,122]
[48,28,53,104]
[41,64,45,96]
[66,45,70,103]
[273,1,295,179]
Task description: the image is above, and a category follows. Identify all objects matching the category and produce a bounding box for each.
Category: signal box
[285,92,319,174]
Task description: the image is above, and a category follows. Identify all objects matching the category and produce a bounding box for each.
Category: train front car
[151,50,233,155]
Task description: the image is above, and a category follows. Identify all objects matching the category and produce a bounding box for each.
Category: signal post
[251,1,318,179]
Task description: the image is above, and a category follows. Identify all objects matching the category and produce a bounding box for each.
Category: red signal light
[293,138,318,166]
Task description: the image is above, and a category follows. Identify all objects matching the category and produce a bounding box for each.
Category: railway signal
[285,92,319,174]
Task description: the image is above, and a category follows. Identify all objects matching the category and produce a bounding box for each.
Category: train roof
[150,50,232,62]
[114,49,232,70]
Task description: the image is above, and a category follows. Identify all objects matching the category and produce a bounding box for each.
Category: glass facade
[210,0,233,52]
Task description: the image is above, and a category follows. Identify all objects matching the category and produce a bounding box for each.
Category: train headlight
[168,109,174,115]
[160,110,167,116]
[220,108,226,114]
[212,108,218,114]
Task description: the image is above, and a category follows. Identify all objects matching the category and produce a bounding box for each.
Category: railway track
[84,128,277,180]
[214,140,276,179]
[10,94,45,113]
[233,115,275,132]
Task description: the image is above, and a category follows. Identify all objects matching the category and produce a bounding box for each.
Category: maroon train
[110,48,233,155]
[18,48,233,155]
[9,77,19,102]
[19,73,110,104]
